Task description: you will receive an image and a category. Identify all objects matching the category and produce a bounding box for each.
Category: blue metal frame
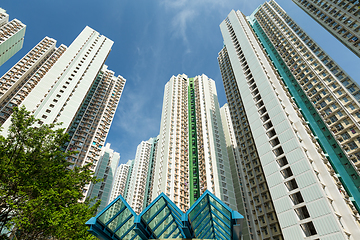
[137,193,186,239]
[86,190,244,240]
[86,194,139,240]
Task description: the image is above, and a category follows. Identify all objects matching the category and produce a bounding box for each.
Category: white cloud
[160,0,232,43]
[170,8,195,44]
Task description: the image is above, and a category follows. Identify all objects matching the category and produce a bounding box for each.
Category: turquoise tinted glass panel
[148,206,170,230]
[98,198,125,225]
[204,230,214,239]
[108,208,131,231]
[198,220,213,238]
[213,214,231,233]
[194,214,211,236]
[118,229,137,240]
[167,204,182,220]
[153,215,174,237]
[170,229,180,238]
[114,215,134,238]
[189,196,208,221]
[159,221,177,238]
[142,197,166,223]
[210,205,231,227]
[213,220,230,239]
[192,206,210,228]
[215,231,226,240]
[132,235,141,240]
[209,196,231,219]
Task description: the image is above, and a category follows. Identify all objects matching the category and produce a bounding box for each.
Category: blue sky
[1,0,360,164]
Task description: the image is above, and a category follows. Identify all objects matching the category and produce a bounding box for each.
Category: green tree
[0,106,99,239]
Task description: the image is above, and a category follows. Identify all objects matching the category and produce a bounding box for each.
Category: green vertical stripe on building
[188,78,200,206]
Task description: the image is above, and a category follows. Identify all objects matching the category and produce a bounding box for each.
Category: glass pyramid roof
[86,190,244,240]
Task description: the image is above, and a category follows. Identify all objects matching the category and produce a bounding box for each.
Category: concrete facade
[218,2,360,239]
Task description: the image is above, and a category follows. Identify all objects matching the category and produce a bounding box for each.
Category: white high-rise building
[64,64,125,173]
[218,1,360,239]
[0,26,126,198]
[292,0,360,58]
[220,103,248,229]
[88,143,120,212]
[0,7,26,66]
[152,74,237,212]
[0,37,66,124]
[108,160,133,204]
[1,26,116,131]
[125,138,158,214]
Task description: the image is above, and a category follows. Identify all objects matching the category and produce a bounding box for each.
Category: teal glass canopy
[86,190,244,240]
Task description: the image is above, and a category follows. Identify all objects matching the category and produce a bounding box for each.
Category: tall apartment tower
[0,8,26,66]
[292,0,360,58]
[218,1,360,239]
[152,74,237,212]
[220,103,252,240]
[0,26,125,198]
[253,0,360,207]
[143,137,159,208]
[64,64,125,173]
[0,37,66,124]
[125,138,158,214]
[108,160,133,204]
[88,143,120,212]
[107,137,158,214]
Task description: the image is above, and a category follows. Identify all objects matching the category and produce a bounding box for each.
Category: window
[285,179,298,191]
[349,104,355,110]
[330,116,338,122]
[319,101,327,107]
[289,192,304,205]
[281,167,293,179]
[342,132,350,140]
[338,111,343,117]
[337,90,343,95]
[325,108,332,115]
[335,123,344,131]
[273,146,284,157]
[343,97,348,102]
[349,141,358,150]
[276,156,288,167]
[295,206,310,220]
[300,222,317,237]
